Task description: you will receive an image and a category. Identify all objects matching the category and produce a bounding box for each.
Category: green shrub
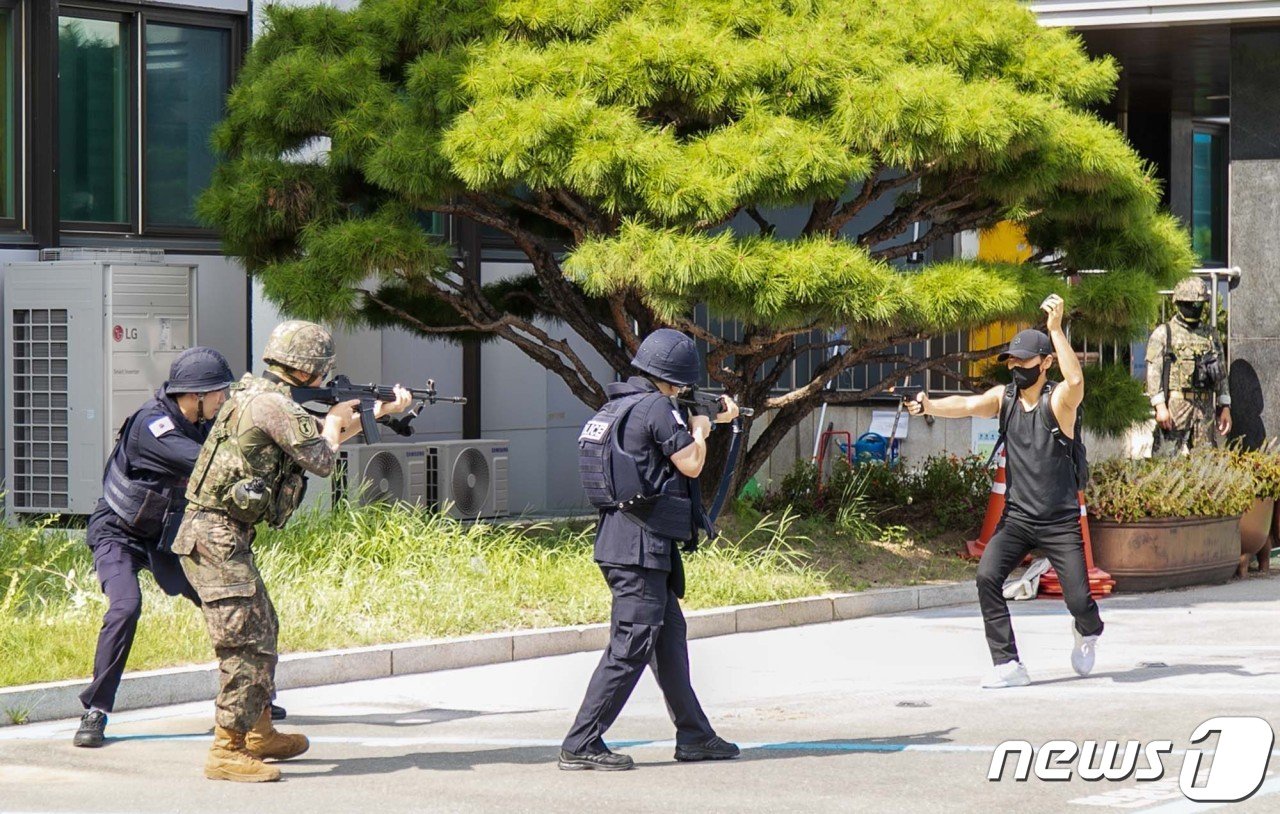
[1086,452,1257,522]
[1227,441,1280,500]
[762,453,991,536]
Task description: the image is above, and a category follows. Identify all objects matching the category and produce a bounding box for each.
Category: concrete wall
[477,262,611,514]
[1226,27,1280,449]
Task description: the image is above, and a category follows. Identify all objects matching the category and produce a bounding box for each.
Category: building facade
[3,0,1276,516]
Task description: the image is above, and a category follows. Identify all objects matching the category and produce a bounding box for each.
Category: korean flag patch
[148,416,175,438]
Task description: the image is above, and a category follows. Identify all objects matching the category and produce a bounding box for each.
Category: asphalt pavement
[2,574,1278,813]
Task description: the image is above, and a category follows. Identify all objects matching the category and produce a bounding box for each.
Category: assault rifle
[291,375,467,443]
[677,388,756,419]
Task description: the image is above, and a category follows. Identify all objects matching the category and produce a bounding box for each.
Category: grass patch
[0,504,828,688]
[720,506,977,592]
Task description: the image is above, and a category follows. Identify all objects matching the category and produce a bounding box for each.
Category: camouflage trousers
[1152,392,1220,457]
[172,509,278,732]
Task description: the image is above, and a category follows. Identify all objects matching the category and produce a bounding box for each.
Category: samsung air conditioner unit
[334,442,431,508]
[425,440,509,520]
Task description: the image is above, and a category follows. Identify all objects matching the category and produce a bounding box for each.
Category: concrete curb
[0,582,976,727]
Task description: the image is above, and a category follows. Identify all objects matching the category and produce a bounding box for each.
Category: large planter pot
[1239,498,1275,577]
[1088,515,1241,592]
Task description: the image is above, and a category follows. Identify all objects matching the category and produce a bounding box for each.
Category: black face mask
[1177,302,1203,324]
[1009,364,1042,391]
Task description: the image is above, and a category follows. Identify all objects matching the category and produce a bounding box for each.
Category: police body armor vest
[101,397,178,539]
[578,385,695,541]
[186,374,307,529]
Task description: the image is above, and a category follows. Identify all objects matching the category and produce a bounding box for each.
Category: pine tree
[201,0,1192,490]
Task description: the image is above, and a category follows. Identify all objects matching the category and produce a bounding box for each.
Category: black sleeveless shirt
[1003,395,1080,524]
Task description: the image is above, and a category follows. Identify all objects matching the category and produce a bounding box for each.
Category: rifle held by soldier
[291,375,466,443]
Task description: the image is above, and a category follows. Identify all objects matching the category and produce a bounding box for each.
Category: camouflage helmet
[263,320,335,378]
[1172,277,1210,303]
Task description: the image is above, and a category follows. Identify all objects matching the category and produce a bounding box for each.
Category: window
[0,4,16,222]
[49,6,241,237]
[58,14,130,226]
[1191,129,1227,266]
[144,22,230,229]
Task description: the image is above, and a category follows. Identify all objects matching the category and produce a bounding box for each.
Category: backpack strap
[986,383,1018,467]
[1039,381,1087,487]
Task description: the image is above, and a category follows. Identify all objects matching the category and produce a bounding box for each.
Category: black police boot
[270,704,286,721]
[674,736,741,762]
[73,710,108,748]
[558,748,635,771]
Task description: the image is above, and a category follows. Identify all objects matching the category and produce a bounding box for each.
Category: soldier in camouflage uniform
[1146,278,1231,456]
[173,321,410,782]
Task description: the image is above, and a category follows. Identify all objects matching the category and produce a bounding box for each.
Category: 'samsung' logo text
[988,717,1274,803]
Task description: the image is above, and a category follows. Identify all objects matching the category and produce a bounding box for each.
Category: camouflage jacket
[186,373,336,525]
[1145,316,1230,407]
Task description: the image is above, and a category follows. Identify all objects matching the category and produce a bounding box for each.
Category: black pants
[975,514,1105,665]
[79,537,200,712]
[562,564,715,754]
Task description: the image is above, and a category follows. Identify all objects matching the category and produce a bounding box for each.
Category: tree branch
[363,285,608,406]
[870,203,1000,262]
[826,164,928,235]
[745,206,776,237]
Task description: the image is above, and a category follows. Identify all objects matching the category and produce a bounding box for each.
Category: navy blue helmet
[165,347,234,394]
[631,329,701,387]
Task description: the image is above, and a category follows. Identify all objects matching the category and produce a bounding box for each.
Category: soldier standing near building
[172,321,410,782]
[1146,277,1230,456]
[73,348,234,748]
[562,329,741,771]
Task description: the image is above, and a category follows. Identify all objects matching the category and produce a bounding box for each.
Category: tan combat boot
[206,725,281,782]
[245,707,310,761]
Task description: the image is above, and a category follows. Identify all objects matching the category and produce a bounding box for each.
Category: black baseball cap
[997,329,1053,362]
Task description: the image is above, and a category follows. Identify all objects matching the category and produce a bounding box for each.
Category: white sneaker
[1072,626,1100,676]
[982,660,1031,688]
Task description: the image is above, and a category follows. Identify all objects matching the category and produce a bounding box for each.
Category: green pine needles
[201,0,1190,481]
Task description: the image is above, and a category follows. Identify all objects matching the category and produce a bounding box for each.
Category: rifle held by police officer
[677,388,756,419]
[291,375,466,443]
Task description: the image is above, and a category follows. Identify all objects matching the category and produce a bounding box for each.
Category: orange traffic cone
[1037,491,1116,598]
[964,449,1006,559]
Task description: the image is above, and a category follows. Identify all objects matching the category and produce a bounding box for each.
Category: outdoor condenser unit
[3,253,197,516]
[334,442,432,508]
[425,439,509,520]
[334,439,509,520]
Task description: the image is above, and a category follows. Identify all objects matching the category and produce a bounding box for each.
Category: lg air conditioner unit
[4,257,197,517]
[334,442,431,507]
[424,440,509,520]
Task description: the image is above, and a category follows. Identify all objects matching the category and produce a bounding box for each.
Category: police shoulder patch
[148,416,176,437]
[579,419,610,443]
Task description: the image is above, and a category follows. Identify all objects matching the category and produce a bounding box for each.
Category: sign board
[972,417,1000,458]
[868,410,909,440]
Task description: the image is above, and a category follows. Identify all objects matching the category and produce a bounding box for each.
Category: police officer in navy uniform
[74,348,260,747]
[560,329,741,771]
